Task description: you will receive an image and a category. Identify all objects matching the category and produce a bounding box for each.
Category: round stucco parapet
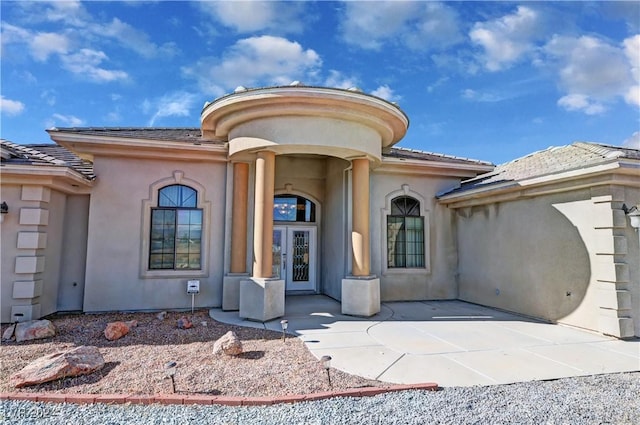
[201,86,409,151]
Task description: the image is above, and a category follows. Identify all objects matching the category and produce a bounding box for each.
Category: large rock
[213,331,243,356]
[14,320,56,343]
[104,320,136,341]
[10,345,105,388]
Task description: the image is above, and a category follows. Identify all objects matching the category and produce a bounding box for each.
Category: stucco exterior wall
[57,195,89,311]
[1,184,72,322]
[622,187,640,337]
[39,190,65,318]
[370,172,461,301]
[322,157,350,299]
[453,186,640,337]
[1,185,24,323]
[82,156,227,313]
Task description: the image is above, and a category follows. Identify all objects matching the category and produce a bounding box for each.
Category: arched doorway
[272,195,317,292]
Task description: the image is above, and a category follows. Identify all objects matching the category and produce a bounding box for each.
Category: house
[1,86,638,338]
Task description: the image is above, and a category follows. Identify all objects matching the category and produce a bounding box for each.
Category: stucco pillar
[230,162,249,274]
[252,151,275,278]
[341,157,380,317]
[351,157,370,276]
[240,150,284,322]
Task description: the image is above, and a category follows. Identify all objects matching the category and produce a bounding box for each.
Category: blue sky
[1,1,638,164]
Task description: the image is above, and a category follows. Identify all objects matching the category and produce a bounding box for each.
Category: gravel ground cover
[2,372,639,424]
[0,310,384,396]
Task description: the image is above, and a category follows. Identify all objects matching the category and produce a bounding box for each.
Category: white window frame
[140,171,211,279]
[380,184,430,276]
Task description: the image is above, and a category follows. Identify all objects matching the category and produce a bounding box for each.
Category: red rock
[176,317,192,329]
[213,331,243,356]
[14,320,56,343]
[10,346,105,388]
[104,321,130,340]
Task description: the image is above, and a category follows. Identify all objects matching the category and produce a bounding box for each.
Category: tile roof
[383,146,494,166]
[440,142,640,196]
[1,139,94,179]
[48,127,493,167]
[47,127,218,144]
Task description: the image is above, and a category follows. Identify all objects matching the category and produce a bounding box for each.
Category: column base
[222,274,250,311]
[341,276,380,317]
[239,277,285,322]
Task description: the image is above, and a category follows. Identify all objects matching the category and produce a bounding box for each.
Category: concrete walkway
[209,295,640,387]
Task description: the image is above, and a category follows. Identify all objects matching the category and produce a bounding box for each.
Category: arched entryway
[272,194,318,292]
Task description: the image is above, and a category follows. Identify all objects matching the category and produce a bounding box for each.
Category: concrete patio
[209,295,640,387]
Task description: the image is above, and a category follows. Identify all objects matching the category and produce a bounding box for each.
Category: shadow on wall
[546,201,592,321]
[456,198,591,323]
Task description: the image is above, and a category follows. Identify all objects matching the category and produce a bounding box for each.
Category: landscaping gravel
[2,372,639,424]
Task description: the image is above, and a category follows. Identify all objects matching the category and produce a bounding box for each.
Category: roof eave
[48,130,229,162]
[438,160,640,208]
[378,157,494,178]
[1,164,94,194]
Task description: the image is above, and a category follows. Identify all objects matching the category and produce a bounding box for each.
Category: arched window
[273,195,316,222]
[387,196,425,268]
[149,184,202,270]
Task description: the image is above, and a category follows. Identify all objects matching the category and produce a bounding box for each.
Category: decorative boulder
[2,325,16,341]
[13,320,56,343]
[10,345,105,388]
[156,311,167,321]
[213,331,243,356]
[177,316,193,329]
[104,320,136,341]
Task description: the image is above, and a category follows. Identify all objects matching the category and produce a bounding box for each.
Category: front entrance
[273,226,316,291]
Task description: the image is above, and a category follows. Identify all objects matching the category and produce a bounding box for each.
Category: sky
[1,1,639,165]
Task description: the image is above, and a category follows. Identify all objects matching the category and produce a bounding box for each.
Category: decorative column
[252,151,276,278]
[352,157,371,276]
[240,150,284,322]
[222,162,249,311]
[342,157,380,317]
[230,162,249,273]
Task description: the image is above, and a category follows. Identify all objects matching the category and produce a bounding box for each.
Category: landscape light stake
[280,320,288,342]
[165,361,177,393]
[10,313,23,340]
[321,355,332,388]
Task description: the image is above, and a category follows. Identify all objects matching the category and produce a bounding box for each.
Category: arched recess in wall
[140,171,212,279]
[380,184,431,275]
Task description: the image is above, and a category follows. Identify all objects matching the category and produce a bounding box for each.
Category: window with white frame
[149,184,202,270]
[387,196,425,268]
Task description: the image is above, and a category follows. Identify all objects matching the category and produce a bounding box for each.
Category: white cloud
[197,1,306,34]
[183,36,321,97]
[48,113,85,127]
[324,70,359,89]
[557,94,606,115]
[98,18,178,58]
[470,6,542,71]
[623,131,640,149]
[60,49,128,82]
[340,1,462,51]
[623,35,640,106]
[1,96,25,116]
[29,32,71,61]
[1,24,70,61]
[40,90,56,106]
[461,89,507,103]
[145,91,198,126]
[371,85,401,102]
[544,35,638,113]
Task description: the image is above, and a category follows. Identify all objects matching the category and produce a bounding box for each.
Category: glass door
[273,226,316,291]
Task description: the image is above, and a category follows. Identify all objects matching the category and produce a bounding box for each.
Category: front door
[273,226,316,291]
